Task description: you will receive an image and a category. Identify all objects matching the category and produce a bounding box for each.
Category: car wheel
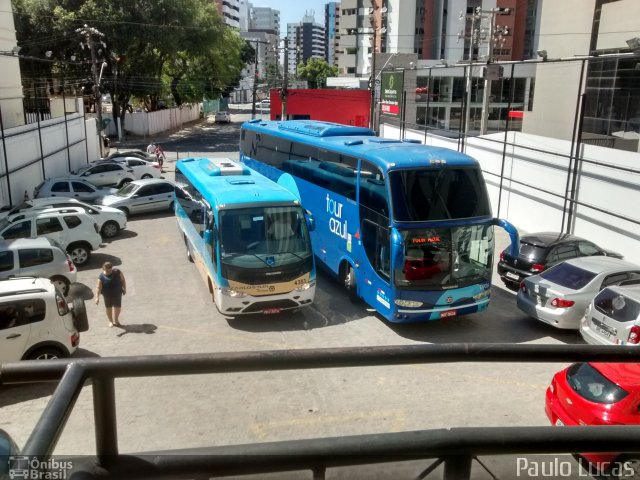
[118,178,133,188]
[27,347,66,360]
[101,220,120,238]
[49,275,70,296]
[67,243,91,266]
[141,174,153,179]
[71,297,89,332]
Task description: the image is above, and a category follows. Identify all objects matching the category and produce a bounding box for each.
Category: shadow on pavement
[116,323,158,337]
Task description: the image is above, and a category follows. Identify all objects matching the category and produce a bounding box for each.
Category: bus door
[358,160,392,314]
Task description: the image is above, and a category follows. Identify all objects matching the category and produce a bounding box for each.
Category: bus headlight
[220,288,247,298]
[394,299,423,308]
[295,280,316,292]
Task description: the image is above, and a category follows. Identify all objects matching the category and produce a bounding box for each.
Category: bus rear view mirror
[204,229,214,244]
[305,214,315,232]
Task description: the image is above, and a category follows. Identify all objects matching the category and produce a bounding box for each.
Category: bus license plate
[441,310,457,318]
[263,308,282,315]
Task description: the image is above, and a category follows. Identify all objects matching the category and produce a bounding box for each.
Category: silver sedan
[516,256,640,329]
[100,179,175,217]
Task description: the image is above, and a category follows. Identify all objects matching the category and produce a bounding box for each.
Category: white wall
[0,0,25,129]
[0,98,99,206]
[381,123,640,265]
[103,104,201,138]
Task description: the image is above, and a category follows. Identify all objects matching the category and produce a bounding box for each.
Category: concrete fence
[103,103,202,138]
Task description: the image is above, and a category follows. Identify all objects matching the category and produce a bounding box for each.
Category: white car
[581,284,640,346]
[101,179,175,217]
[98,157,161,180]
[34,177,117,203]
[0,198,127,238]
[215,111,231,123]
[71,162,136,188]
[260,100,271,110]
[0,277,87,362]
[0,207,102,266]
[0,238,77,295]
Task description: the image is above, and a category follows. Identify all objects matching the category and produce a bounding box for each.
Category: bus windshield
[396,224,494,289]
[219,206,312,269]
[388,167,491,222]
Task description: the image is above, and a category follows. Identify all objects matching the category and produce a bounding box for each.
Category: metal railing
[2,343,640,480]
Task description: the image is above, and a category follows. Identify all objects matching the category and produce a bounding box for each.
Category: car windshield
[395,224,494,289]
[539,263,597,290]
[219,206,312,269]
[389,167,492,222]
[566,363,628,404]
[115,183,138,197]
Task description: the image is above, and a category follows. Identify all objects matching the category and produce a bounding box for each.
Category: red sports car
[545,362,640,475]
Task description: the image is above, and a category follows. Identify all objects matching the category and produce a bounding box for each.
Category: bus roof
[176,157,300,208]
[242,120,479,171]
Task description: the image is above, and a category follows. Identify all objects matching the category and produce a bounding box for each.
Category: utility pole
[480,8,511,134]
[461,8,481,148]
[282,38,290,120]
[77,24,105,134]
[250,39,270,120]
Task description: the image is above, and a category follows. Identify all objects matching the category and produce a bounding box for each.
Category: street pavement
[0,113,593,479]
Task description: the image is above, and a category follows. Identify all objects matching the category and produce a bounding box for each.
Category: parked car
[0,277,87,362]
[100,179,175,217]
[98,157,161,180]
[214,111,231,123]
[516,256,640,329]
[0,198,126,238]
[498,232,623,289]
[0,207,102,266]
[580,284,640,345]
[545,362,640,476]
[71,162,136,188]
[102,149,156,162]
[34,178,117,203]
[0,238,77,295]
[260,99,271,110]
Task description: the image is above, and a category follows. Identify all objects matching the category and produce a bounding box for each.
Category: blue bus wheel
[342,263,357,298]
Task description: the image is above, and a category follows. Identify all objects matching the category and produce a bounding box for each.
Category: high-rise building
[325,2,340,66]
[238,0,250,32]
[286,13,326,75]
[250,6,280,35]
[214,0,241,29]
[336,0,373,77]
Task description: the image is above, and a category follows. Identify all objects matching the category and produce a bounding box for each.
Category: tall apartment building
[214,0,241,29]
[286,13,326,75]
[250,6,280,35]
[325,2,340,66]
[238,0,250,31]
[336,0,374,77]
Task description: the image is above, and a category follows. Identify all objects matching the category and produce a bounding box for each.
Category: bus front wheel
[341,262,357,299]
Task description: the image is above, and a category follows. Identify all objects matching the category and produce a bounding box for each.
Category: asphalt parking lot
[0,152,590,478]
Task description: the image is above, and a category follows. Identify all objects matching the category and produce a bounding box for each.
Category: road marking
[251,409,407,439]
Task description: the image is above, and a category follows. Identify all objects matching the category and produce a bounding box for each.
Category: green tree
[13,0,247,137]
[296,58,338,89]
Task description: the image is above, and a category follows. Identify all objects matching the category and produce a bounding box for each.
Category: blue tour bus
[239,120,519,323]
[174,157,316,315]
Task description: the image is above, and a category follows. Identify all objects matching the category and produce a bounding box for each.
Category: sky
[251,0,327,37]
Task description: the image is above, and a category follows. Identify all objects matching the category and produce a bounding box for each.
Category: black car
[497,232,623,289]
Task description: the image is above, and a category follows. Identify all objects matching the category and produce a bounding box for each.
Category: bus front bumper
[391,297,490,323]
[216,287,315,316]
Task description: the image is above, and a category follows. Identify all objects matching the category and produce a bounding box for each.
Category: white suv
[0,277,87,362]
[0,207,102,266]
[34,177,117,203]
[1,198,127,238]
[0,238,77,295]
